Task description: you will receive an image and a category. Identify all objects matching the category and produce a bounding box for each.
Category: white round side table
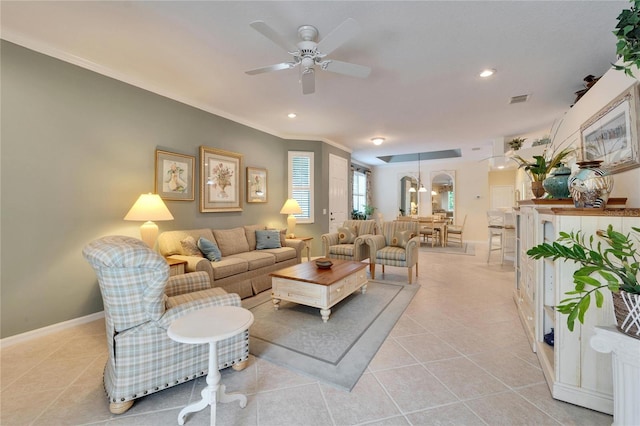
[168,305,254,426]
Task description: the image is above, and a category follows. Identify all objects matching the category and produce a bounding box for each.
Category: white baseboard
[0,311,105,349]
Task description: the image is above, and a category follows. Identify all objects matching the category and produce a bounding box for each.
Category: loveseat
[158,225,305,299]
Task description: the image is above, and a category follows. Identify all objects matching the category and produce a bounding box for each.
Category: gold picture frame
[155,150,195,201]
[246,167,268,203]
[200,146,243,212]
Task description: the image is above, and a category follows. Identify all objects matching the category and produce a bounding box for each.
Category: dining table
[417,217,448,247]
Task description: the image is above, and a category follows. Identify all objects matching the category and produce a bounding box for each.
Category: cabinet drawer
[272,278,322,304]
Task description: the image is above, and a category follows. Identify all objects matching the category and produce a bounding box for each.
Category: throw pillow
[197,237,222,262]
[338,226,357,244]
[212,227,250,256]
[391,230,415,248]
[256,230,282,249]
[180,236,204,257]
[267,228,287,246]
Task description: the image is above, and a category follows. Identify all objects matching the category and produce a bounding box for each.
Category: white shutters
[288,151,314,223]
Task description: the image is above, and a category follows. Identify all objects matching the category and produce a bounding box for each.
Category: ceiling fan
[245,18,371,95]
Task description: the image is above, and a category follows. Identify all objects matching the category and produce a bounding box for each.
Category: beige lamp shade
[280,198,302,238]
[124,193,174,248]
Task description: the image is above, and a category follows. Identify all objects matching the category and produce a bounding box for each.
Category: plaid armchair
[365,221,420,284]
[83,235,249,414]
[321,219,377,261]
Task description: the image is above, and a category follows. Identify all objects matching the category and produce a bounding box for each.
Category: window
[353,170,366,213]
[288,151,314,223]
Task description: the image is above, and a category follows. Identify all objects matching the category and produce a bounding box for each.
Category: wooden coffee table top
[270,259,367,286]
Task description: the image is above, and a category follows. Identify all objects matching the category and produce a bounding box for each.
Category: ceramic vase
[531,181,545,198]
[568,161,614,208]
[542,164,572,199]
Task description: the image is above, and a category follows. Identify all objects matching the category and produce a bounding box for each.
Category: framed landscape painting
[155,150,195,201]
[246,167,267,203]
[581,83,640,174]
[200,146,243,212]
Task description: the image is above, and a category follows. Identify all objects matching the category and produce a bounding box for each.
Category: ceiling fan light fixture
[371,137,385,146]
[480,68,496,78]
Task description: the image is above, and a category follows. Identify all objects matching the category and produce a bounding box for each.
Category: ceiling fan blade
[249,21,298,53]
[316,18,360,55]
[245,62,295,75]
[301,69,315,95]
[322,60,371,78]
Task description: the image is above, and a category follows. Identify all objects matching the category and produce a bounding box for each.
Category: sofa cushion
[158,229,215,256]
[213,227,250,256]
[256,230,282,249]
[197,237,222,261]
[338,226,357,244]
[329,244,355,257]
[260,246,297,262]
[228,251,275,270]
[180,236,203,257]
[210,257,248,280]
[244,224,265,251]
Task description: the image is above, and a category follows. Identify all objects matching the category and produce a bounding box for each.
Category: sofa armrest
[164,271,211,297]
[158,290,241,329]
[320,233,340,257]
[405,236,420,266]
[353,234,372,261]
[284,239,305,263]
[364,235,387,261]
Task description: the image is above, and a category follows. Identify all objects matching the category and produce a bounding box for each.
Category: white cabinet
[514,199,637,415]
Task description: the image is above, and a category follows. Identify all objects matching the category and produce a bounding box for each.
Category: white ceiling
[1,1,628,166]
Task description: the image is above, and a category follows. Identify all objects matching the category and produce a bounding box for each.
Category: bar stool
[487,209,506,263]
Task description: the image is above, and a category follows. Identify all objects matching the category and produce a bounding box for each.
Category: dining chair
[446,214,467,247]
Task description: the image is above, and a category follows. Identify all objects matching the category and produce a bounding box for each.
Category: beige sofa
[158,225,305,299]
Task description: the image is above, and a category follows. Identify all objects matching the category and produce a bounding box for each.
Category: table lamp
[280,198,302,238]
[124,193,174,248]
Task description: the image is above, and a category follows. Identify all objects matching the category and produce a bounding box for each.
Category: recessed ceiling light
[287,113,297,118]
[371,137,385,145]
[480,69,496,78]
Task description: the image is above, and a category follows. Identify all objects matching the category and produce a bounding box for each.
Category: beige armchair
[83,235,250,414]
[365,221,420,284]
[321,219,377,261]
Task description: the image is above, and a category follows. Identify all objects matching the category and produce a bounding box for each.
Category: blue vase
[542,164,571,199]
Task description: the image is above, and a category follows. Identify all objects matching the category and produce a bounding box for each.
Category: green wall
[0,41,347,338]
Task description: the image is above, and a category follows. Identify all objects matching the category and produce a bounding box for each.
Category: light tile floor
[1,245,613,425]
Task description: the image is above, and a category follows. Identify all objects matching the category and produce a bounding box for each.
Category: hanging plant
[613,0,640,77]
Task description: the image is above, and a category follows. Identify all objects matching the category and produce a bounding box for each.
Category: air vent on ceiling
[509,94,530,104]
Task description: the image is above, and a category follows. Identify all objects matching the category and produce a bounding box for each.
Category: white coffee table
[270,259,368,322]
[167,306,254,426]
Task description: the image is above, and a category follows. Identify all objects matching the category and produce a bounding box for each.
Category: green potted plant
[512,147,574,198]
[508,137,525,151]
[612,0,640,77]
[527,225,640,338]
[363,204,376,219]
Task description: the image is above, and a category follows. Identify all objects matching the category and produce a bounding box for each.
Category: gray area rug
[420,242,475,255]
[246,280,418,391]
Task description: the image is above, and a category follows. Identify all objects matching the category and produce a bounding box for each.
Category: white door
[329,154,349,233]
[490,185,515,209]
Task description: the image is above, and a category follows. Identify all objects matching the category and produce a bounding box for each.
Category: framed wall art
[246,167,267,203]
[581,82,640,174]
[200,146,243,212]
[155,150,195,201]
